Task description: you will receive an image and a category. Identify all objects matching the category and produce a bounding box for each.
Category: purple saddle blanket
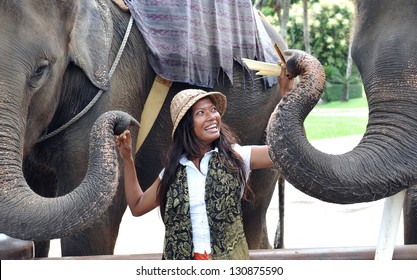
[125,0,278,88]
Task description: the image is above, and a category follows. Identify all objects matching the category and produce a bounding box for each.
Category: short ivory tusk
[374,189,406,260]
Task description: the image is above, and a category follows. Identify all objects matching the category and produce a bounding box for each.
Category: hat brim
[171,91,227,137]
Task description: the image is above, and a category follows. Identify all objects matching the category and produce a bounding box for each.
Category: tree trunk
[253,0,264,9]
[303,0,311,53]
[341,42,353,101]
[274,0,283,22]
[280,0,291,42]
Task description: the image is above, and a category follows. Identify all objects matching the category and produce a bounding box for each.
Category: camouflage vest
[162,152,249,260]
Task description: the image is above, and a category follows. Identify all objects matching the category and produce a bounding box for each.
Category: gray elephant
[267,0,417,245]
[0,0,287,257]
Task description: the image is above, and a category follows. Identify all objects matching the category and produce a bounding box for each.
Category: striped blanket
[125,0,278,88]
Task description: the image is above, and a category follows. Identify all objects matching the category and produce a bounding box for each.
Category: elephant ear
[69,0,113,90]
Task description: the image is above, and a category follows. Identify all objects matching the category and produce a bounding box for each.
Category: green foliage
[286,0,355,72]
[260,5,278,17]
[322,65,362,102]
[324,64,360,85]
[323,83,363,102]
[258,0,364,102]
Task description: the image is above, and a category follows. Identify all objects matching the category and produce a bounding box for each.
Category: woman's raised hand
[116,130,133,160]
[278,64,295,98]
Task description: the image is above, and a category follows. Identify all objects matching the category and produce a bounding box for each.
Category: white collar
[179,147,219,167]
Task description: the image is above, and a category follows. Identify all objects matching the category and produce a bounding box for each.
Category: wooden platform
[41,245,417,260]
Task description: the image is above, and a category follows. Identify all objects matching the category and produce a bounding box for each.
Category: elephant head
[268,48,417,203]
[268,1,417,206]
[0,109,138,241]
[0,0,113,154]
[266,1,417,205]
[0,0,124,241]
[267,0,417,244]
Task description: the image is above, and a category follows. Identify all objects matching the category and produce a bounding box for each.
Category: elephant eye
[28,61,50,89]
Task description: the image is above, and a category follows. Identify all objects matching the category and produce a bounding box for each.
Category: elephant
[266,0,417,245]
[0,0,288,257]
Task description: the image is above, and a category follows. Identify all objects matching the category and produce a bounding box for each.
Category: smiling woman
[0,0,298,258]
[115,69,294,260]
[115,89,272,260]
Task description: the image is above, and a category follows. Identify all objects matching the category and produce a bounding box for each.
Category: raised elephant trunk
[0,111,138,241]
[267,50,416,204]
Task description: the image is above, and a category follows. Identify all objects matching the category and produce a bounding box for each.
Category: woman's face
[191,97,222,147]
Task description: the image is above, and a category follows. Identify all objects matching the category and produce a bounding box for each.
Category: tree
[341,41,353,101]
[302,0,310,53]
[280,0,291,41]
[256,0,361,102]
[286,1,354,72]
[253,0,265,9]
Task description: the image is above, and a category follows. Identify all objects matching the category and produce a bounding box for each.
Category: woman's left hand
[278,64,295,97]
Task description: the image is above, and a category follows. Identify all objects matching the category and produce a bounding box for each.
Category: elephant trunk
[0,111,138,241]
[267,50,415,204]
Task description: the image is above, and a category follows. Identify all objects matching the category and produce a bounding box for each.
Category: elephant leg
[34,241,50,257]
[242,168,279,249]
[61,225,117,256]
[23,158,57,258]
[404,185,417,244]
[274,176,285,249]
[56,151,128,257]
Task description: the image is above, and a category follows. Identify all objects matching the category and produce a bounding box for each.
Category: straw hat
[170,89,227,137]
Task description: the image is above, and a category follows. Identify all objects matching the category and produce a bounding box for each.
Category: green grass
[314,96,368,109]
[304,97,369,141]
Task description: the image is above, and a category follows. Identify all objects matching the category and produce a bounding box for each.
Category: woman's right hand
[116,130,133,160]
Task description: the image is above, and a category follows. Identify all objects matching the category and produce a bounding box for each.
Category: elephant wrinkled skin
[0,0,286,257]
[267,0,417,244]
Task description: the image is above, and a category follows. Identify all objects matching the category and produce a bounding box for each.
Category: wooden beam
[41,245,417,260]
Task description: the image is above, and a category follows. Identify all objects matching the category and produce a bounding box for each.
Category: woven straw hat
[170,89,227,137]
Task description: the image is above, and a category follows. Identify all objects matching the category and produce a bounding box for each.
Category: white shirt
[159,144,251,254]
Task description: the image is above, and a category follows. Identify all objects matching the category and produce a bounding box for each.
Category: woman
[116,68,294,260]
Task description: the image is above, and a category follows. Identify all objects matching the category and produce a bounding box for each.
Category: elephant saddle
[125,0,278,89]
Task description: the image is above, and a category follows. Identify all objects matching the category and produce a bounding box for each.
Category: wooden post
[374,190,406,260]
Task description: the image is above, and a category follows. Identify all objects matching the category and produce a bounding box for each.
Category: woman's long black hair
[157,98,250,216]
